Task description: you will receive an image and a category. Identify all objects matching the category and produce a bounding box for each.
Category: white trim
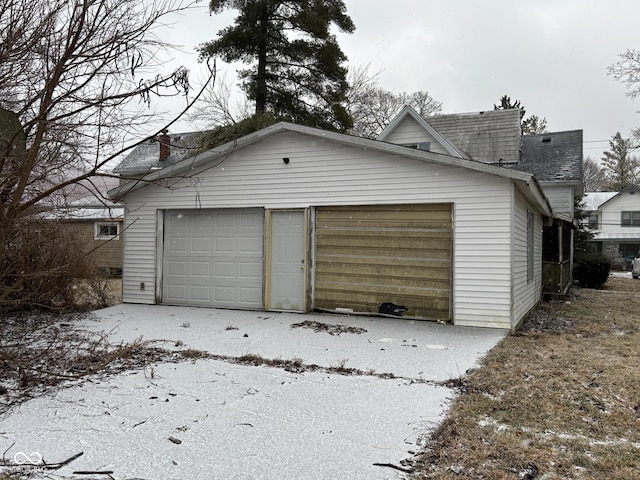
[155,209,164,304]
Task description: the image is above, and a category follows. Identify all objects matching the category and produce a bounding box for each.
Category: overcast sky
[156,0,640,161]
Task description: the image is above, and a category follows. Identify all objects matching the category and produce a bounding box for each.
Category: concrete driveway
[0,305,505,479]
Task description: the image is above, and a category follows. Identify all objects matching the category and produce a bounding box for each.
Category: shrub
[0,218,101,312]
[573,253,611,288]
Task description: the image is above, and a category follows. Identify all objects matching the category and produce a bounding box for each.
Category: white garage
[162,208,264,309]
[111,120,552,329]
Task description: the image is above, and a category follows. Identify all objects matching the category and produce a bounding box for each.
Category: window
[621,211,640,227]
[588,214,599,229]
[527,210,535,283]
[401,142,430,151]
[95,222,120,240]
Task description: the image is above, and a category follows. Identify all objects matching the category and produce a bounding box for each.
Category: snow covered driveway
[1,305,505,479]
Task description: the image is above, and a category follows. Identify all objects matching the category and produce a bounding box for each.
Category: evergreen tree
[494,94,548,134]
[601,132,639,190]
[198,0,355,132]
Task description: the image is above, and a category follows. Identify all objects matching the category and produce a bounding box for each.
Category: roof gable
[581,192,617,211]
[376,106,467,158]
[598,185,640,210]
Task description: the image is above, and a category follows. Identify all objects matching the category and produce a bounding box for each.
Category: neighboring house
[380,107,583,294]
[113,130,204,182]
[509,130,583,294]
[48,195,124,276]
[109,112,554,330]
[582,186,640,268]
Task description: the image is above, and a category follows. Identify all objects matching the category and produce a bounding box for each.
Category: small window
[621,211,640,227]
[527,210,535,283]
[95,222,120,240]
[588,214,599,229]
[401,142,430,151]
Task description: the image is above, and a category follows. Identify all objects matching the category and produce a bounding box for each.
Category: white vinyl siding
[121,208,157,304]
[541,184,574,217]
[381,116,451,155]
[599,190,640,237]
[512,189,543,327]
[121,131,529,328]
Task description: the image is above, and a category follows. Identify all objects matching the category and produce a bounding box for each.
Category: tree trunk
[254,3,269,114]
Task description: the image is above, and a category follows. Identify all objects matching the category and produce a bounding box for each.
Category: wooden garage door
[163,209,264,308]
[315,204,452,320]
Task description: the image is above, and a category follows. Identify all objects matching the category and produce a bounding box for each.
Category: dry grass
[71,277,122,310]
[411,276,640,479]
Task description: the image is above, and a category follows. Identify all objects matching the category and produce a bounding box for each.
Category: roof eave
[108,122,544,203]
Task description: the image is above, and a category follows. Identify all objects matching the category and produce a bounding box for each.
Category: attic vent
[403,142,430,151]
[542,135,552,143]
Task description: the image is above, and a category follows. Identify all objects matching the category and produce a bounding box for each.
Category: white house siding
[380,116,450,155]
[512,188,543,328]
[120,202,158,305]
[120,131,524,328]
[541,184,574,217]
[600,192,640,236]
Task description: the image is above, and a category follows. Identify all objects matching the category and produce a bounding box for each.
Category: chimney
[159,129,170,161]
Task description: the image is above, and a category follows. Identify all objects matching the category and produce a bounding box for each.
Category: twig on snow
[373,462,413,473]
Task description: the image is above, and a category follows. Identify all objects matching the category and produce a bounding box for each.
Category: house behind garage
[110,109,557,329]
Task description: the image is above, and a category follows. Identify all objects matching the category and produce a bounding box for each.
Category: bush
[0,218,101,312]
[573,253,611,288]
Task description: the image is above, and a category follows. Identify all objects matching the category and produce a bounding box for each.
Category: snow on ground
[0,306,505,479]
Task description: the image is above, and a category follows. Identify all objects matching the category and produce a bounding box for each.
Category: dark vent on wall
[542,135,552,143]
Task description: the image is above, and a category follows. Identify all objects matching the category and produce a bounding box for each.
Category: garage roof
[108,122,552,217]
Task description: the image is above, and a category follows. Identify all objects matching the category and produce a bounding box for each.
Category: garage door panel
[316,261,450,279]
[214,261,236,277]
[316,245,452,261]
[239,286,262,304]
[240,237,263,253]
[166,285,187,302]
[163,209,264,308]
[214,237,236,253]
[315,290,450,317]
[316,273,451,290]
[315,204,452,321]
[190,261,211,277]
[191,237,212,253]
[166,237,188,254]
[239,260,262,278]
[191,286,211,302]
[213,286,235,303]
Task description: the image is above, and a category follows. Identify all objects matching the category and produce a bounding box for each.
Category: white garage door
[162,209,264,308]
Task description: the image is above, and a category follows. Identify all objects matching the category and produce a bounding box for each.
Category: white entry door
[269,210,305,312]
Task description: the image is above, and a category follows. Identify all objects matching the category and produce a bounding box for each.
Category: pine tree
[494,95,548,134]
[198,0,355,132]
